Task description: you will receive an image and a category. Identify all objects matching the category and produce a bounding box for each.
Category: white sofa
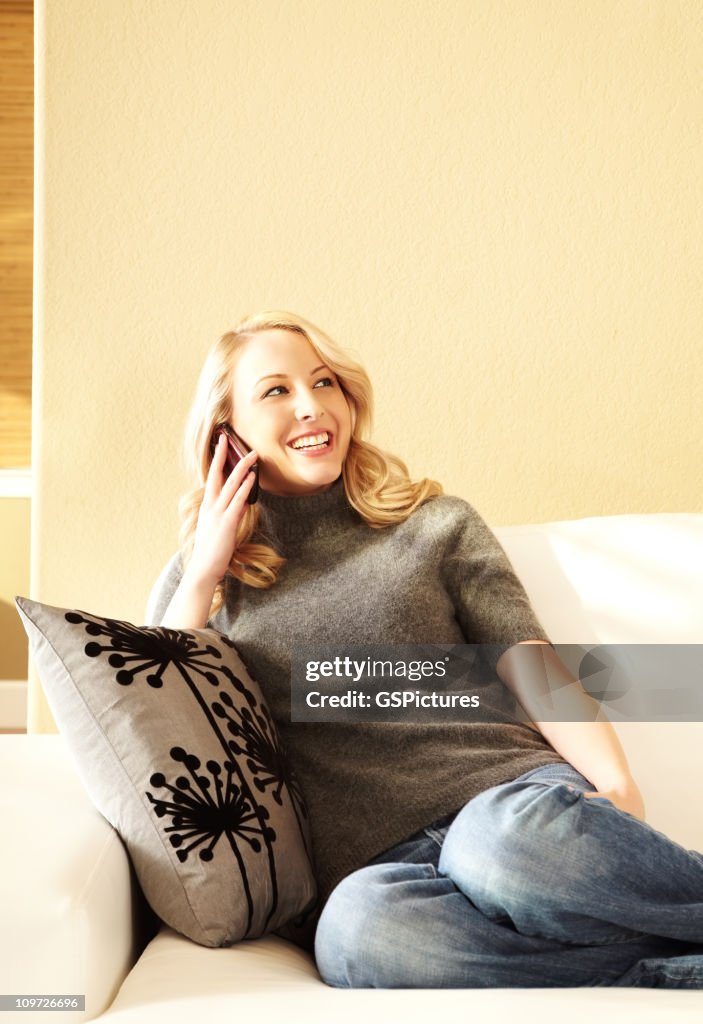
[2,512,703,1023]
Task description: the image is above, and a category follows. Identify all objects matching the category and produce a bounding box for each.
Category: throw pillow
[15,596,317,947]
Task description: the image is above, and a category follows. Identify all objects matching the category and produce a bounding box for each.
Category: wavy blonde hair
[178,310,444,617]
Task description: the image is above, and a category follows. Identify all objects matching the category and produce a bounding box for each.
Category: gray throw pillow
[15,596,317,947]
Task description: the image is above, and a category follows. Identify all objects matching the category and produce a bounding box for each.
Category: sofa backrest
[496,512,703,852]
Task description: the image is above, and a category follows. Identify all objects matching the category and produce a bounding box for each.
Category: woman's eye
[261,372,333,395]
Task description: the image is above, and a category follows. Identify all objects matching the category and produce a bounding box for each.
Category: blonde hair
[177,310,444,617]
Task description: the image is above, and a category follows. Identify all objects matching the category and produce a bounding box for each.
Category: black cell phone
[209,424,259,504]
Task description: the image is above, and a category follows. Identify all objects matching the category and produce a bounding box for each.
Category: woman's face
[228,328,352,496]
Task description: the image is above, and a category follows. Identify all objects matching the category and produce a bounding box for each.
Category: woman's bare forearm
[496,640,646,818]
[160,436,256,630]
[159,567,219,629]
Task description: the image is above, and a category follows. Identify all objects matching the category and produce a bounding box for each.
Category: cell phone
[209,424,259,504]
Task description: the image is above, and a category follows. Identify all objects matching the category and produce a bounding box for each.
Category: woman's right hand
[189,434,258,586]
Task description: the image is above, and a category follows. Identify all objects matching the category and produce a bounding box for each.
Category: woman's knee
[315,868,372,987]
[438,779,590,915]
[314,861,439,988]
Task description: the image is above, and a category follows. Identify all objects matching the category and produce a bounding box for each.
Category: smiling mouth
[288,431,332,451]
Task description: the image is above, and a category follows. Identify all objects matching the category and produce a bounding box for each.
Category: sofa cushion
[495,513,703,644]
[15,596,317,948]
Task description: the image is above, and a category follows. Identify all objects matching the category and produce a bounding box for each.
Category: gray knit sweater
[146,476,565,947]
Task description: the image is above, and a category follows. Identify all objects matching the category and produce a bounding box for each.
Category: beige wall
[30,0,703,731]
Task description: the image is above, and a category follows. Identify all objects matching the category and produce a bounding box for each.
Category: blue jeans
[315,763,703,988]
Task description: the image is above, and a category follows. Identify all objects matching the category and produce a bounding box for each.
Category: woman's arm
[160,566,218,629]
[157,436,258,629]
[496,640,646,821]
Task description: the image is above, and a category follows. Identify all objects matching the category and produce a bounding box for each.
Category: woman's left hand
[582,782,646,822]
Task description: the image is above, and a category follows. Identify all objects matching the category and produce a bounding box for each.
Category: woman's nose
[295,390,325,421]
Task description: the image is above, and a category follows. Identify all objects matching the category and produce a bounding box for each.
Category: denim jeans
[314,762,703,988]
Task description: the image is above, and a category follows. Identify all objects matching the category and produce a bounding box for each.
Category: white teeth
[290,432,329,449]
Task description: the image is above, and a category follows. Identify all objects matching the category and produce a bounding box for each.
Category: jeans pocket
[514,762,595,793]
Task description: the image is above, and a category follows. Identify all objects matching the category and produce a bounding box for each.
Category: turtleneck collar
[255,475,359,545]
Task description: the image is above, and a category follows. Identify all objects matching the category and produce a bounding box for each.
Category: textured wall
[30,0,702,730]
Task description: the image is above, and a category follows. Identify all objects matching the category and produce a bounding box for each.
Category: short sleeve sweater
[146,476,566,946]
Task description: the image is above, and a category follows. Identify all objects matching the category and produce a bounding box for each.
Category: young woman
[148,310,703,988]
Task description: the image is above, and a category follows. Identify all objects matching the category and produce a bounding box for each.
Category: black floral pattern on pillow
[64,610,310,937]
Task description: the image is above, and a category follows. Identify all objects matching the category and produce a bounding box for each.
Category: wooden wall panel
[0,0,33,468]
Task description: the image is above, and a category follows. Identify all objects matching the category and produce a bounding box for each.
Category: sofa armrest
[0,734,150,1022]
